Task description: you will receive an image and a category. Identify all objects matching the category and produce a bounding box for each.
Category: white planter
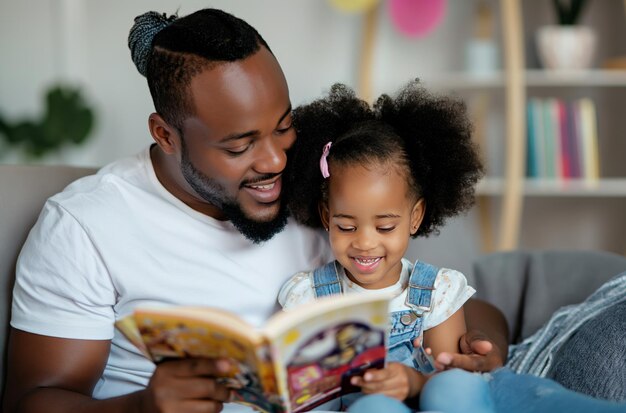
[536,25,597,70]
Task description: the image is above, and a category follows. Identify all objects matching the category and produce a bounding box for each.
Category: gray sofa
[1,164,625,400]
[0,164,96,397]
[466,249,626,344]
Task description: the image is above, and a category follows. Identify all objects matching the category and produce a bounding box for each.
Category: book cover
[531,98,546,178]
[526,99,538,178]
[546,99,562,179]
[116,293,390,413]
[566,100,581,178]
[541,99,557,178]
[556,99,571,179]
[579,98,600,181]
[572,100,586,179]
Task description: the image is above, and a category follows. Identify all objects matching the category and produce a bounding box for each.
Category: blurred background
[1,0,625,274]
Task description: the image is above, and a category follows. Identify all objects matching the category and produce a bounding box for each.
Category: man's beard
[180,142,289,244]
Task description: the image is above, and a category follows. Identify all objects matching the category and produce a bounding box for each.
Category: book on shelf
[526,99,540,178]
[539,99,553,178]
[578,98,600,180]
[565,100,581,178]
[116,293,390,413]
[526,97,599,181]
[556,100,571,178]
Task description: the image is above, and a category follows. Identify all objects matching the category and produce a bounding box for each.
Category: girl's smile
[351,256,383,273]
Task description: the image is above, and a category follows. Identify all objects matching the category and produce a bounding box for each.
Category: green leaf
[0,83,94,158]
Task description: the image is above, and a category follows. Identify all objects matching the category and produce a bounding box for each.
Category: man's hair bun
[128,11,178,77]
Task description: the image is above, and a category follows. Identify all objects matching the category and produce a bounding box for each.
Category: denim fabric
[312,260,438,372]
[420,369,495,413]
[312,261,343,297]
[421,368,626,413]
[387,310,424,369]
[547,300,626,401]
[346,394,413,413]
[311,260,438,411]
[507,272,626,377]
[490,368,626,413]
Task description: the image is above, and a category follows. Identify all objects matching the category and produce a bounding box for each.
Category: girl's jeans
[347,368,626,413]
[420,368,626,413]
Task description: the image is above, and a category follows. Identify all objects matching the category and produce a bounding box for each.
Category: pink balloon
[388,0,447,38]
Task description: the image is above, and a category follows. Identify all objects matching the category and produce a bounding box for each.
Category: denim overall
[312,259,438,371]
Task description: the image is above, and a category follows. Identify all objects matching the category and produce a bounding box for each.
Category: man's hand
[434,330,505,372]
[140,358,233,413]
[349,362,426,401]
[3,329,235,413]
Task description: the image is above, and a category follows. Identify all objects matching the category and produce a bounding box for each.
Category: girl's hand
[350,362,426,401]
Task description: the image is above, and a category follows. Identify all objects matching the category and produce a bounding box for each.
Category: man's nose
[254,136,290,173]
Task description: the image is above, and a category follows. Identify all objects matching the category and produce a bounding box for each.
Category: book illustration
[284,321,385,411]
[116,294,391,413]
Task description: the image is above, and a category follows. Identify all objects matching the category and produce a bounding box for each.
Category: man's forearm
[464,298,509,360]
[12,388,144,413]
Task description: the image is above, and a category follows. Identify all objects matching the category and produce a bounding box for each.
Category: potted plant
[536,0,596,70]
[0,84,95,160]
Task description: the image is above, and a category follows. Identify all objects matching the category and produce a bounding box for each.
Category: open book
[116,293,391,413]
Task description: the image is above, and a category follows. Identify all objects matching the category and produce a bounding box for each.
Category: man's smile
[243,175,282,204]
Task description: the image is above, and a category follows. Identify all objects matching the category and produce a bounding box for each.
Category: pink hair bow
[320,142,332,179]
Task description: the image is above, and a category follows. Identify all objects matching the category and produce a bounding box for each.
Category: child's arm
[423,306,467,356]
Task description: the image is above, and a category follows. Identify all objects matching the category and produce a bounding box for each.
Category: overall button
[400,312,418,326]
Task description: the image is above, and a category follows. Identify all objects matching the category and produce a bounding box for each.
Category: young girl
[279,82,626,413]
[279,80,483,406]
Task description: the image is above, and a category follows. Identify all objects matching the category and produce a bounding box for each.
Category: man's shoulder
[49,150,150,213]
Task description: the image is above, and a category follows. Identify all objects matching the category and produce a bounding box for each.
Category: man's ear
[410,198,426,235]
[149,113,181,155]
[318,202,330,231]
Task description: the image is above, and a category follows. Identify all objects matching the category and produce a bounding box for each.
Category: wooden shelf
[526,70,626,87]
[424,70,626,90]
[477,177,626,197]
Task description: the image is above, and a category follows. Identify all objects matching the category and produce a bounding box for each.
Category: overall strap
[405,261,439,315]
[312,261,343,298]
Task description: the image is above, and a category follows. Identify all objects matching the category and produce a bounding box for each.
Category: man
[0,7,509,413]
[3,9,331,413]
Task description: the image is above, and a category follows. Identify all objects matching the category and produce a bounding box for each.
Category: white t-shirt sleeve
[11,201,117,340]
[277,271,316,310]
[423,268,475,331]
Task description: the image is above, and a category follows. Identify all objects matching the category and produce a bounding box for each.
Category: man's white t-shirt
[11,147,331,411]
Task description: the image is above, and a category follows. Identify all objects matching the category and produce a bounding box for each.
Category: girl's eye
[337,225,356,232]
[378,227,396,233]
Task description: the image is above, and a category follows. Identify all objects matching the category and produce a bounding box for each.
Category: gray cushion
[0,165,96,395]
[467,250,626,343]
